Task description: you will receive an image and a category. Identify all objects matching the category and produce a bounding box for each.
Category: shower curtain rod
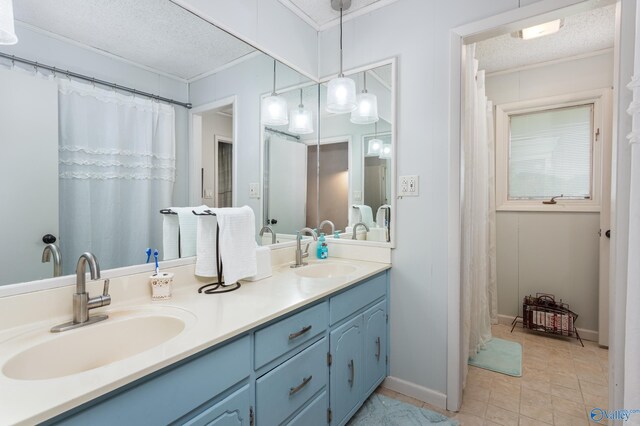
[264,126,301,140]
[0,52,192,109]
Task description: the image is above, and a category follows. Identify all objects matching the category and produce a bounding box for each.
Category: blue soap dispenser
[317,233,328,259]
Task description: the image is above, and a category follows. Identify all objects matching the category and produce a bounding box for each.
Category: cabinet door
[329,315,363,426]
[182,384,251,426]
[363,300,387,395]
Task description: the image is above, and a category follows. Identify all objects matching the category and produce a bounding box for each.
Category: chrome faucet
[42,243,62,277]
[291,227,317,268]
[259,225,277,244]
[51,252,111,333]
[318,219,335,236]
[351,222,370,240]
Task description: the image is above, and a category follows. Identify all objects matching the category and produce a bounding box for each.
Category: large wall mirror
[259,61,395,246]
[0,0,312,289]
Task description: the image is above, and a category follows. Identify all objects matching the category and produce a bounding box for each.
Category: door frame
[447,0,630,413]
[188,96,238,207]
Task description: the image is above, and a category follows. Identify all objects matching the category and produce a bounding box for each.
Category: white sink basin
[2,307,194,380]
[294,263,357,279]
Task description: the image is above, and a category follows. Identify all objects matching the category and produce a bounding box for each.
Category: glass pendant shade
[351,92,379,124]
[367,138,383,156]
[326,77,357,114]
[261,94,288,126]
[379,143,392,160]
[0,0,18,45]
[289,106,313,134]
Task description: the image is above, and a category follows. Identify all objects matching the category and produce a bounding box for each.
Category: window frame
[495,89,610,212]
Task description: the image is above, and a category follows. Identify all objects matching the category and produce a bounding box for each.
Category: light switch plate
[204,189,214,199]
[399,175,419,196]
[249,183,260,199]
[353,190,362,202]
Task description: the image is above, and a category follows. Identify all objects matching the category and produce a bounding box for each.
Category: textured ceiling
[13,0,256,81]
[279,0,399,28]
[476,4,615,73]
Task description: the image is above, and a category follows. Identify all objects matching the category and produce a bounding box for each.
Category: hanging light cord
[363,71,367,93]
[272,59,277,96]
[299,88,303,108]
[339,7,343,76]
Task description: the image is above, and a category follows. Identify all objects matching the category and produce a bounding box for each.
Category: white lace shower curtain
[58,79,175,274]
[461,44,498,387]
[624,4,640,415]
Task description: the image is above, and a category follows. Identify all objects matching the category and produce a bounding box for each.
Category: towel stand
[159,209,181,258]
[191,210,241,294]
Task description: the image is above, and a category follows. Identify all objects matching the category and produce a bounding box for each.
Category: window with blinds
[508,104,593,200]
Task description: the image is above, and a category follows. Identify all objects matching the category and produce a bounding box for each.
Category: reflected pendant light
[326,1,357,114]
[367,122,383,156]
[0,0,18,45]
[379,143,392,160]
[289,88,314,134]
[351,71,379,124]
[261,60,288,126]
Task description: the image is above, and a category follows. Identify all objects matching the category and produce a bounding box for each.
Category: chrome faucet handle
[102,279,110,297]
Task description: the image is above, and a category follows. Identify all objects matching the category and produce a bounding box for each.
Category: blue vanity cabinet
[329,315,364,426]
[363,300,387,396]
[182,384,251,426]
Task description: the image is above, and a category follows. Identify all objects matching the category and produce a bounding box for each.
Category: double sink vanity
[0,250,390,426]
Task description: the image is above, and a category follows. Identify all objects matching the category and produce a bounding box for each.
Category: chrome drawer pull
[348,359,355,387]
[375,337,381,361]
[288,325,312,340]
[289,375,313,396]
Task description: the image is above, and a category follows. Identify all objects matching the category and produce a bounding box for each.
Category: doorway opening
[449,0,629,419]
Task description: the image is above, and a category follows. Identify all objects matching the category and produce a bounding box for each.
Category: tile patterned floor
[377,324,609,426]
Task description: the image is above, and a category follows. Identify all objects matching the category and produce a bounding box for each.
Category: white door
[0,68,59,285]
[267,135,307,235]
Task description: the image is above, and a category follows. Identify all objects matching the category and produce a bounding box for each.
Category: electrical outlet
[249,183,260,199]
[353,190,362,202]
[399,175,419,197]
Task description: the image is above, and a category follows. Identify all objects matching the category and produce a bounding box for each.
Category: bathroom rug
[468,337,522,377]
[348,393,459,425]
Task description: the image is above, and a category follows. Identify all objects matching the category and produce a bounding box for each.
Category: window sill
[496,202,601,213]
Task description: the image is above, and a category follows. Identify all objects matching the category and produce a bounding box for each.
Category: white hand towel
[195,214,218,277]
[243,246,272,282]
[210,206,257,285]
[162,213,179,260]
[376,204,391,228]
[352,205,374,227]
[175,205,208,258]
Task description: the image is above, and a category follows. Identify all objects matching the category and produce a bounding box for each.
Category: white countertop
[0,257,390,425]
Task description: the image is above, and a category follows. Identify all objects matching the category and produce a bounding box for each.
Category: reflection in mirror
[318,63,394,243]
[0,0,313,288]
[261,82,319,245]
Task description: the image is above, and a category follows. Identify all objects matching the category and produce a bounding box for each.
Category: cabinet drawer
[182,384,251,426]
[54,336,251,425]
[256,338,328,426]
[286,390,328,426]
[329,273,386,325]
[254,302,327,369]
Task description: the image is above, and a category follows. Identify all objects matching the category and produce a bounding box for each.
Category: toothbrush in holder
[154,249,159,275]
[146,248,152,264]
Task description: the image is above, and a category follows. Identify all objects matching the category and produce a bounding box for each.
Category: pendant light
[289,88,314,134]
[261,60,288,126]
[351,71,379,124]
[326,1,357,114]
[0,0,18,45]
[367,122,383,156]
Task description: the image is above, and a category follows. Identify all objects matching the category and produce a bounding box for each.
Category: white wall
[318,0,530,404]
[3,23,191,206]
[171,0,318,79]
[486,52,614,335]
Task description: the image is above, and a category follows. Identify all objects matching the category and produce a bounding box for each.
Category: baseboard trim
[382,376,447,409]
[497,314,599,342]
